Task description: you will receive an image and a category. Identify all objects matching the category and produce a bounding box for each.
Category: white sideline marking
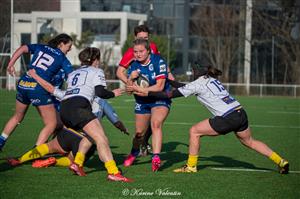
[211,167,300,174]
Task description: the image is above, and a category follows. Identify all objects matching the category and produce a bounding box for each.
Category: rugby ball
[135,74,149,88]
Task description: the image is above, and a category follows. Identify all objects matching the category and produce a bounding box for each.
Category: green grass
[0,90,299,199]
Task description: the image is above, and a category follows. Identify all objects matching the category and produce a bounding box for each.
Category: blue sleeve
[61,58,73,75]
[27,44,40,54]
[154,55,168,78]
[102,100,119,124]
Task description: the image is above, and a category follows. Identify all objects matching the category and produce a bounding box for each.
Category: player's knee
[134,133,144,140]
[189,126,200,137]
[14,112,26,123]
[151,120,162,131]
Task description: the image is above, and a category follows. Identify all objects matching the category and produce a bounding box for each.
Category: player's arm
[7,45,29,76]
[28,69,55,93]
[116,66,128,84]
[144,78,166,92]
[117,48,134,83]
[132,84,183,99]
[169,79,186,88]
[149,89,183,99]
[94,86,123,99]
[28,69,65,100]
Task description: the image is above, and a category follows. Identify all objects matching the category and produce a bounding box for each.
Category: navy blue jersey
[128,54,171,104]
[27,44,73,82]
[16,44,73,106]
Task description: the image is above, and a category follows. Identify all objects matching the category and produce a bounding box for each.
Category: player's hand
[7,65,16,76]
[114,121,129,135]
[112,88,124,97]
[130,70,139,80]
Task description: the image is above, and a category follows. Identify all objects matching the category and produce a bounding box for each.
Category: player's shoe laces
[7,158,21,166]
[32,157,56,168]
[69,162,86,176]
[152,155,161,172]
[0,135,6,151]
[173,165,197,173]
[107,172,133,182]
[278,159,289,174]
[123,154,136,167]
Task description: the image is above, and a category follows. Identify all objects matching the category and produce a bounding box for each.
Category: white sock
[1,132,9,139]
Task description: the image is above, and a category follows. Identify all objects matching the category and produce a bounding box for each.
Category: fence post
[260,84,263,97]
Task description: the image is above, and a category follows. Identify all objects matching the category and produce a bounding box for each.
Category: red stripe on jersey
[156,74,166,80]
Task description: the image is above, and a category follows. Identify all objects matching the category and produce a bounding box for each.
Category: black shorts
[56,128,96,160]
[209,108,248,135]
[60,97,96,131]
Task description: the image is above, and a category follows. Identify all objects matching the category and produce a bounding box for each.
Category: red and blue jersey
[128,54,171,104]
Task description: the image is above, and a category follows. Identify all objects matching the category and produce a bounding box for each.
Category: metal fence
[0,76,299,97]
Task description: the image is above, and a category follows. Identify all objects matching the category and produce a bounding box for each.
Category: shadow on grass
[198,155,272,171]
[71,141,272,174]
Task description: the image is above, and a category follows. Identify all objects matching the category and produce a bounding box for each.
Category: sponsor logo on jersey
[159,64,166,72]
[19,80,37,88]
[30,98,41,104]
[65,88,80,95]
[149,64,154,71]
[44,46,61,55]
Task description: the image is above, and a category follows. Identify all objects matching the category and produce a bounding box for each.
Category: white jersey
[178,76,241,116]
[62,66,107,103]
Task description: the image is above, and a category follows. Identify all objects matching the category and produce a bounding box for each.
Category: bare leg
[83,119,113,162]
[35,104,57,145]
[150,106,169,154]
[2,100,29,136]
[188,119,219,155]
[235,128,273,157]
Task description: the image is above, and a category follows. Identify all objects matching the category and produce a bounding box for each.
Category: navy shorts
[17,79,53,106]
[209,108,249,135]
[134,100,171,114]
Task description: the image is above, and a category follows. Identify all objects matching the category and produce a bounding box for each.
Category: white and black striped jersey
[62,66,106,104]
[178,76,241,116]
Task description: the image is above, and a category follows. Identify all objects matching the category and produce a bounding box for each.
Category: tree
[190,2,241,82]
[70,31,94,50]
[253,0,300,84]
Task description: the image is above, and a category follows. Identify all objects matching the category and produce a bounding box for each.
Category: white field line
[210,167,300,174]
[268,111,300,115]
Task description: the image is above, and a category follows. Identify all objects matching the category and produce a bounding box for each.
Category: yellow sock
[19,144,49,163]
[55,157,71,167]
[269,152,283,165]
[187,154,198,167]
[104,160,119,175]
[74,152,85,167]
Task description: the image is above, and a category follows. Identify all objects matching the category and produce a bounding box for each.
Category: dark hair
[78,47,101,66]
[47,33,73,48]
[134,25,150,36]
[192,62,222,79]
[133,38,150,52]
